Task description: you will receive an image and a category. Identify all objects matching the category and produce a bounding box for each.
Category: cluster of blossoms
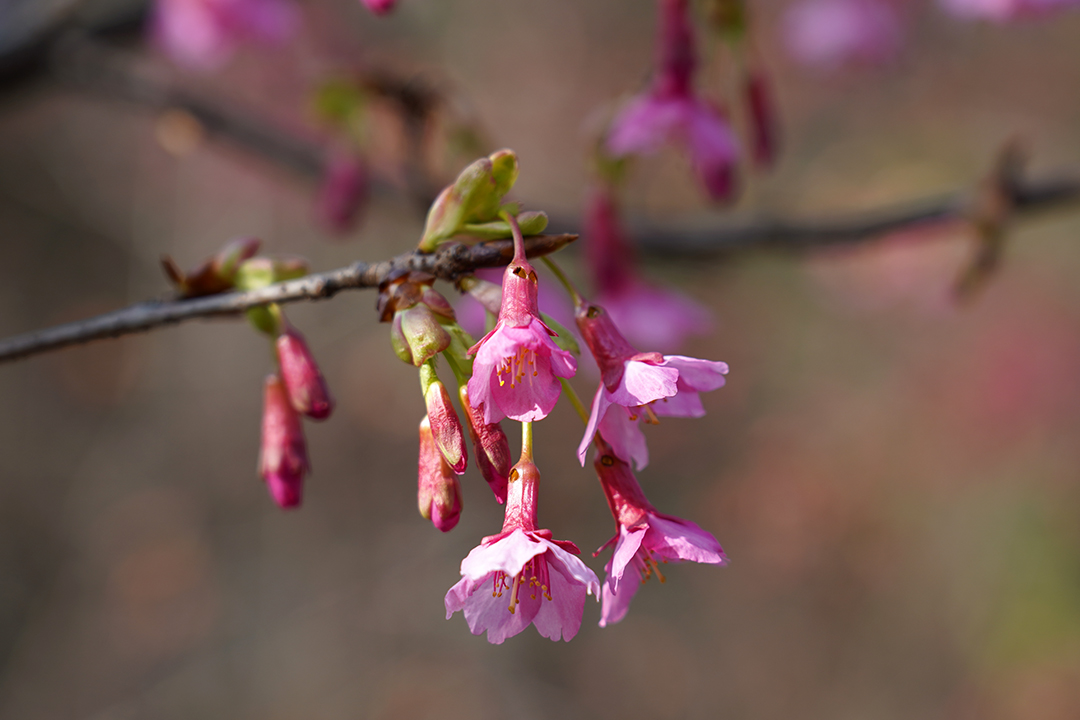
[374,150,728,643]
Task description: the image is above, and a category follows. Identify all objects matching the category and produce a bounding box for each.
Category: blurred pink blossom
[585,188,712,350]
[153,0,299,70]
[315,155,369,234]
[939,0,1080,21]
[605,0,739,201]
[783,0,903,69]
[360,0,398,15]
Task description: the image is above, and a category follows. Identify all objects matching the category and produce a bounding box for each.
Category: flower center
[627,404,661,425]
[496,346,539,389]
[490,554,552,614]
[634,546,668,585]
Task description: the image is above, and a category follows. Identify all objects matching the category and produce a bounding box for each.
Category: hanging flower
[592,438,726,627]
[445,460,600,643]
[258,373,309,509]
[576,301,727,469]
[152,0,299,70]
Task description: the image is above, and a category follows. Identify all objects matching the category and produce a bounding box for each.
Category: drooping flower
[259,373,309,509]
[605,0,739,201]
[276,326,334,420]
[445,460,600,643]
[592,438,726,627]
[418,416,462,532]
[938,0,1080,21]
[584,187,712,350]
[466,229,577,424]
[576,300,728,469]
[783,0,903,70]
[152,0,299,71]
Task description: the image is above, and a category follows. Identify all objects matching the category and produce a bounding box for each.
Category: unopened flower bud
[393,305,452,366]
[259,374,309,509]
[421,363,468,474]
[276,327,334,420]
[418,416,462,532]
[459,384,511,503]
[418,149,522,250]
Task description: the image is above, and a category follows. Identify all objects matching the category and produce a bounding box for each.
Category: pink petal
[652,391,705,418]
[531,566,588,642]
[458,574,542,644]
[490,355,562,422]
[608,360,680,408]
[459,529,547,581]
[542,540,602,598]
[599,559,641,628]
[578,386,613,466]
[663,355,729,392]
[606,96,682,157]
[646,514,727,565]
[609,525,647,594]
[598,404,650,471]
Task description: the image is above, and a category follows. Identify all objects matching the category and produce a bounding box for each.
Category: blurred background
[2,0,1080,718]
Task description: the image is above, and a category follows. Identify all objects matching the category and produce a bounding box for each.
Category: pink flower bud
[259,374,309,509]
[746,71,778,168]
[460,384,511,503]
[361,0,398,15]
[276,327,335,420]
[418,416,462,532]
[423,373,468,474]
[316,155,369,234]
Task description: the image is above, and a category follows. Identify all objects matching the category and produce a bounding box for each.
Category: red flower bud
[418,416,462,532]
[259,374,309,509]
[460,384,511,503]
[423,375,468,474]
[276,327,335,420]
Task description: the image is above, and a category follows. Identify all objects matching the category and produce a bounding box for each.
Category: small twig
[0,234,577,365]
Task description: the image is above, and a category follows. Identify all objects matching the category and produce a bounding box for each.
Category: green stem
[521,420,533,462]
[560,378,589,426]
[500,210,527,262]
[540,256,584,309]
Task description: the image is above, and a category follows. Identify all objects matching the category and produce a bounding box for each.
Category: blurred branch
[0,234,577,364]
[628,174,1080,256]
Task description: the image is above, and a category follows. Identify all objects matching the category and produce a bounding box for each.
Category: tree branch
[627,175,1080,256]
[0,234,577,365]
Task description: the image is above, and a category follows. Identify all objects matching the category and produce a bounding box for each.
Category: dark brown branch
[629,175,1080,256]
[0,234,577,365]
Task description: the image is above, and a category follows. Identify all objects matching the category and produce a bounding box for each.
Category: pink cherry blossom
[152,0,299,70]
[466,234,577,425]
[605,0,739,201]
[592,439,726,627]
[445,461,600,643]
[939,0,1080,21]
[783,0,903,69]
[585,187,712,350]
[576,301,727,469]
[259,373,309,509]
